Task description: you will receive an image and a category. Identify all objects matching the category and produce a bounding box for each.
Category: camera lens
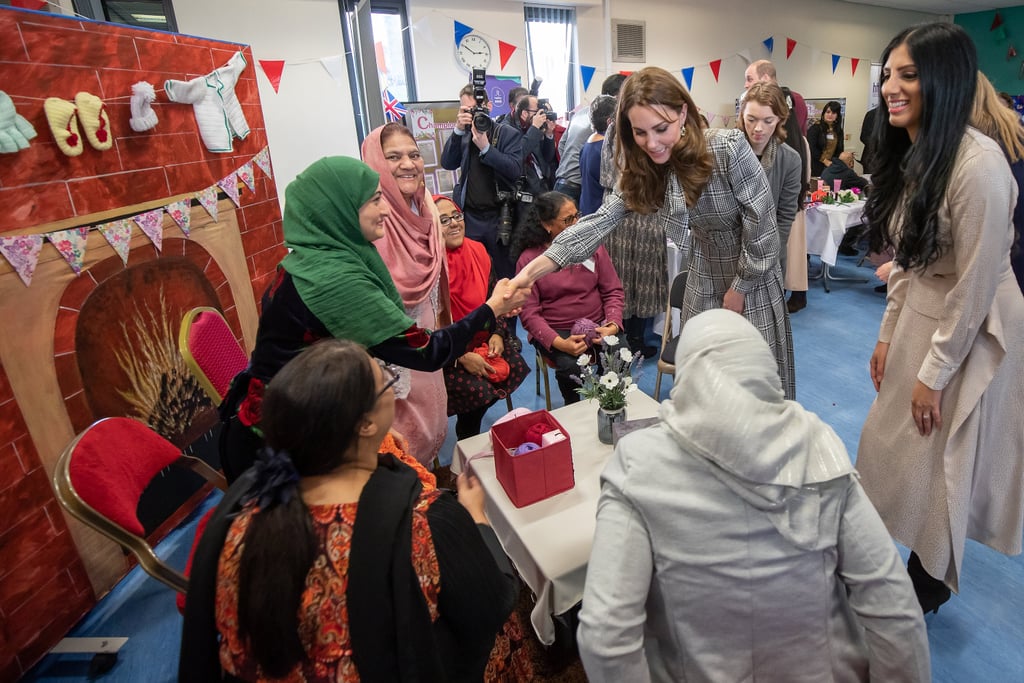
[545,111,557,122]
[473,111,492,133]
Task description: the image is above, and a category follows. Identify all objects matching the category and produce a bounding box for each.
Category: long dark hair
[865,22,978,270]
[615,67,713,213]
[511,191,573,261]
[236,340,378,677]
[809,101,843,150]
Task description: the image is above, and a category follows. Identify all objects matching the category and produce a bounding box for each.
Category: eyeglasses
[439,212,464,226]
[374,359,400,400]
[560,212,581,227]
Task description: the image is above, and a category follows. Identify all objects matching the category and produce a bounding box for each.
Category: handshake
[485,278,532,318]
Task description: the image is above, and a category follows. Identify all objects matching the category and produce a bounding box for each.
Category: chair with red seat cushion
[52,417,227,594]
[178,307,249,404]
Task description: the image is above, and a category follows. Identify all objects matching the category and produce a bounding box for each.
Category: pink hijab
[361,125,449,311]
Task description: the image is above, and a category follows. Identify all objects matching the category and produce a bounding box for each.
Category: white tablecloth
[451,391,662,644]
[805,202,866,266]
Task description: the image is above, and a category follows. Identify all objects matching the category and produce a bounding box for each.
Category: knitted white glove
[129,81,158,132]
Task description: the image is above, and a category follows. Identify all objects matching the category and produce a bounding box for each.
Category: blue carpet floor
[25,255,1024,681]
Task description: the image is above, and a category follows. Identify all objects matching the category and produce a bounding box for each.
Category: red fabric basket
[490,410,574,508]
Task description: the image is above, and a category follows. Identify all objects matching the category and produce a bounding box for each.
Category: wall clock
[456,34,492,71]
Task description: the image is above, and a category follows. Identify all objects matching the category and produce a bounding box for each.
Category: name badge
[826,133,835,140]
[582,258,596,272]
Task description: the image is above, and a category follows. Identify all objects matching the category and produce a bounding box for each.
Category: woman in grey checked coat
[511,67,795,399]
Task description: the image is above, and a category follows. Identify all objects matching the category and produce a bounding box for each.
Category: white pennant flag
[320,56,346,88]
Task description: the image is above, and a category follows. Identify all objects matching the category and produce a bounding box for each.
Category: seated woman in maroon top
[513,191,625,404]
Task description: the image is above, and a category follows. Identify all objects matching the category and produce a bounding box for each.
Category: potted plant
[574,335,642,444]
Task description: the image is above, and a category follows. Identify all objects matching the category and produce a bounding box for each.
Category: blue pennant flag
[580,65,596,91]
[454,21,473,47]
[382,89,407,123]
[763,37,774,54]
[831,54,840,74]
[681,66,694,91]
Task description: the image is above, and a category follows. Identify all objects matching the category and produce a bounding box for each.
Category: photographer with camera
[441,72,523,280]
[514,95,557,196]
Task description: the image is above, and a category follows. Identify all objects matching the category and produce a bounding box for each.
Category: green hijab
[280,157,414,347]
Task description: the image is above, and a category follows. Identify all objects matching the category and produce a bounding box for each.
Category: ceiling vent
[612,19,645,63]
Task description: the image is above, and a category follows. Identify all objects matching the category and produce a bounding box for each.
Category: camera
[495,180,534,246]
[469,68,492,134]
[538,98,557,122]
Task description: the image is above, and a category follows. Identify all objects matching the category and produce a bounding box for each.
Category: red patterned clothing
[214,485,530,682]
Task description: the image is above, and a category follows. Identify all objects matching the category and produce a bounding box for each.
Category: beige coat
[857,128,1024,591]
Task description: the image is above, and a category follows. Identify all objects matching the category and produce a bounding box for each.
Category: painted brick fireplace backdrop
[0,6,285,677]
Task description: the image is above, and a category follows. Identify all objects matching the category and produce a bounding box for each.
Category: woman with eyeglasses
[435,195,529,438]
[513,191,625,404]
[510,67,795,400]
[361,123,451,465]
[182,340,530,681]
[218,157,529,482]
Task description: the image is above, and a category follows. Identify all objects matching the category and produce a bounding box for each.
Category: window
[74,0,178,32]
[340,0,417,142]
[524,5,577,117]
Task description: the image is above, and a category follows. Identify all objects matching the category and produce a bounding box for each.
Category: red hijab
[436,195,491,321]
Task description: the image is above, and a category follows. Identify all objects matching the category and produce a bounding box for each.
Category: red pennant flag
[851,58,860,76]
[992,12,1003,31]
[709,59,722,82]
[1009,45,1018,60]
[786,38,797,59]
[498,41,516,70]
[12,0,47,9]
[619,70,633,77]
[259,60,285,93]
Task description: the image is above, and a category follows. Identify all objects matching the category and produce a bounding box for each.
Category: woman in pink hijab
[362,123,451,465]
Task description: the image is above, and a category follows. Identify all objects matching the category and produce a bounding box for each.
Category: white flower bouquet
[574,335,641,411]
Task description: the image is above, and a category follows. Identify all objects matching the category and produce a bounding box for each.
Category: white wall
[168,0,942,205]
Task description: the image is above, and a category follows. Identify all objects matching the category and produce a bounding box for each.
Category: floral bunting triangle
[134,209,165,251]
[0,234,44,287]
[165,199,192,237]
[218,173,241,208]
[237,161,256,192]
[98,219,132,265]
[197,186,219,222]
[254,147,273,179]
[46,227,89,275]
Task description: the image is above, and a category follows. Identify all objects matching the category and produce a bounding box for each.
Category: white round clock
[456,34,492,71]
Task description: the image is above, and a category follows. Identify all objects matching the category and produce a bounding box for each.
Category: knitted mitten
[129,81,158,132]
[43,97,83,156]
[0,91,37,153]
[74,92,113,150]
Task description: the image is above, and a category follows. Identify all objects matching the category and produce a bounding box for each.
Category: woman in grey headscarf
[577,309,929,682]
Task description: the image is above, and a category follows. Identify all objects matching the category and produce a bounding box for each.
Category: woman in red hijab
[437,195,530,438]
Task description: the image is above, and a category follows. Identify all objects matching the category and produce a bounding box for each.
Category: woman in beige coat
[857,23,1024,613]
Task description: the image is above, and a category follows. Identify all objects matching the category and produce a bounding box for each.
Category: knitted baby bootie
[74,91,113,150]
[43,97,83,157]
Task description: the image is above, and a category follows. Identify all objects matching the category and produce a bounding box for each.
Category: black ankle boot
[907,552,951,614]
[786,291,807,313]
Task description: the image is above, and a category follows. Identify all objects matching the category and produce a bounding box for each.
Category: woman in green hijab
[219,156,528,481]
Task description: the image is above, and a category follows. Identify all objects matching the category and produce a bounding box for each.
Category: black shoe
[786,292,807,314]
[907,552,952,614]
[641,345,658,359]
[874,284,888,294]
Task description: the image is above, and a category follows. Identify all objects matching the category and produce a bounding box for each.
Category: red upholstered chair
[52,417,228,594]
[178,306,249,403]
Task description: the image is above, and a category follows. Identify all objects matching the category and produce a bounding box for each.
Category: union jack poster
[382,88,407,123]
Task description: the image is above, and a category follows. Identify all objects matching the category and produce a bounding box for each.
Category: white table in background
[804,202,870,291]
[451,391,661,645]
